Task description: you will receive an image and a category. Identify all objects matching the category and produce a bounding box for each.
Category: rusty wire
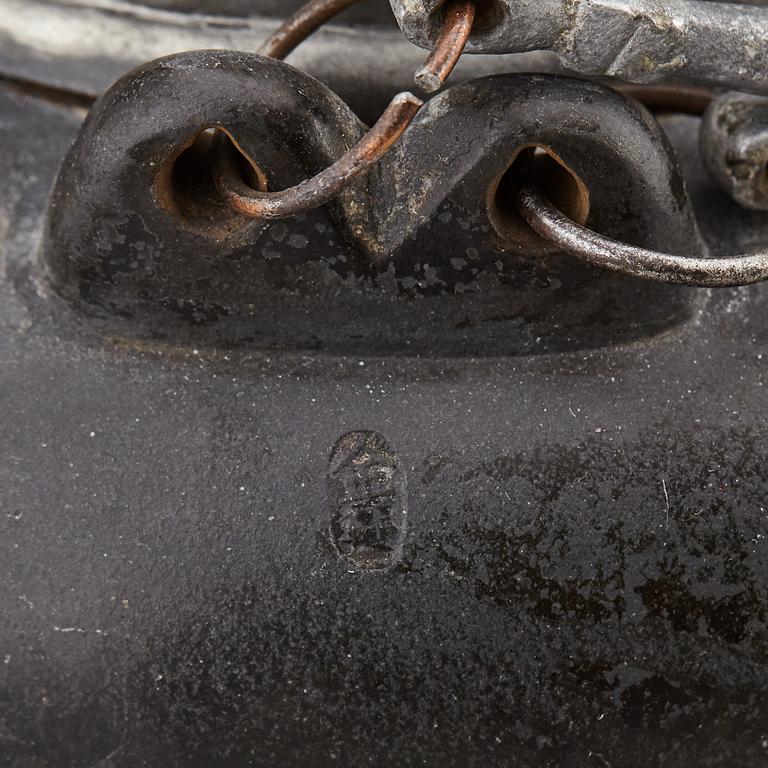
[416,0,476,93]
[214,93,422,219]
[257,0,359,60]
[516,183,768,287]
[215,0,475,220]
[218,0,742,285]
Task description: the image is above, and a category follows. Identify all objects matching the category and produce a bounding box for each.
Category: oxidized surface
[1,76,768,768]
[390,0,768,94]
[701,92,768,212]
[42,53,703,356]
[328,431,407,570]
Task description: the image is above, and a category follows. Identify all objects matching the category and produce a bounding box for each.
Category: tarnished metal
[0,0,561,127]
[516,181,768,286]
[124,0,394,19]
[700,91,768,211]
[616,83,714,116]
[414,0,476,92]
[43,66,702,348]
[7,1,768,766]
[6,76,768,767]
[214,0,474,220]
[213,92,423,219]
[390,0,768,95]
[356,74,704,275]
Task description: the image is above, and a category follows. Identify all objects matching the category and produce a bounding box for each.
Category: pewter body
[701,91,768,210]
[391,0,768,93]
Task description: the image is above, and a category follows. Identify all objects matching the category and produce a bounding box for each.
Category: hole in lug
[154,127,267,238]
[489,145,590,246]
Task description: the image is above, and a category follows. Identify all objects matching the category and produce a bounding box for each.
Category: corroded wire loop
[516,183,768,287]
[214,0,475,220]
[214,94,423,219]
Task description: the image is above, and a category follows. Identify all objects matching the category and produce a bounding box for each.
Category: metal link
[700,92,768,211]
[516,183,768,287]
[213,94,423,219]
[212,0,768,288]
[214,0,475,220]
[390,0,768,96]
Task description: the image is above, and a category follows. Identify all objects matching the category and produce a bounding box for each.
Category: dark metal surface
[0,0,564,129]
[390,0,768,94]
[616,84,715,117]
[701,91,768,211]
[358,73,704,270]
[2,80,768,767]
[213,91,423,219]
[123,0,398,23]
[4,0,768,758]
[43,56,702,354]
[217,0,472,219]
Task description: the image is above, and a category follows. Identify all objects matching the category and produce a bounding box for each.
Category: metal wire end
[414,0,476,93]
[213,92,424,220]
[516,182,768,287]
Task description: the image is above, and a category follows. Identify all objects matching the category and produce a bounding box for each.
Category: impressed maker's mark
[328,431,407,570]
